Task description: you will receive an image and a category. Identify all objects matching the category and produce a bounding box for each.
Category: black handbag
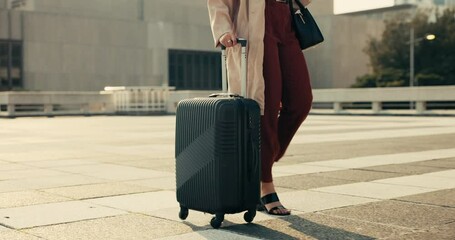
[289,0,324,50]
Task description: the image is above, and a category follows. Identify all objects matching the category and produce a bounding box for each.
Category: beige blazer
[207,0,311,114]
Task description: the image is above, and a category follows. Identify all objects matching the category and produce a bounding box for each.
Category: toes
[278,209,288,214]
[278,207,288,214]
[270,206,290,215]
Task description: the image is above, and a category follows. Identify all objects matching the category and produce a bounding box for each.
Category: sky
[334,0,396,14]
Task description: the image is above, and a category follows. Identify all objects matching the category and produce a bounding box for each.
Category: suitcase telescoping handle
[220,38,248,97]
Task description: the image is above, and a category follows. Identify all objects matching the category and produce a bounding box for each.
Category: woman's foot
[259,182,291,215]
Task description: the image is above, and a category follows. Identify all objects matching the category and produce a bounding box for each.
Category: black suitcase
[175,39,261,229]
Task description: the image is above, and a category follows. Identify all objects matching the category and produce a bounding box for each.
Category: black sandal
[257,193,291,216]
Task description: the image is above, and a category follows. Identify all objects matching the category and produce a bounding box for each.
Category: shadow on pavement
[223,215,375,240]
[287,215,375,240]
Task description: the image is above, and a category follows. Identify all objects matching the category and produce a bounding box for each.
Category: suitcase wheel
[210,213,224,229]
[179,206,189,220]
[243,209,256,223]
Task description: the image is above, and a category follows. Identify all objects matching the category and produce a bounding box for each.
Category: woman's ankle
[261,181,276,196]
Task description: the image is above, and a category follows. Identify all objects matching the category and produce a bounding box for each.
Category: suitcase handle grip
[209,93,244,98]
[220,38,247,50]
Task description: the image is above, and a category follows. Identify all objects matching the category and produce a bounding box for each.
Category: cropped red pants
[261,0,313,182]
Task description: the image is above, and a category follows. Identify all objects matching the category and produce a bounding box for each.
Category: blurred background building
[0,0,453,92]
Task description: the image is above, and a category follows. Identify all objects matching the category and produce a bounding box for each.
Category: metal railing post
[416,101,426,114]
[372,102,382,113]
[334,102,342,113]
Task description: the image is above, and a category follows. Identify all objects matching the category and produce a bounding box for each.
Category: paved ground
[0,114,454,240]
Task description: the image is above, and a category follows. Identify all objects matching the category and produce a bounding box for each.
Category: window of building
[0,40,23,91]
[169,49,221,90]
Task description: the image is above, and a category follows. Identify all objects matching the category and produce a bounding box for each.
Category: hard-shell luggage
[175,39,261,229]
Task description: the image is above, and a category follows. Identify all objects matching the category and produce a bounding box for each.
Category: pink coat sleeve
[207,0,236,47]
[300,0,312,6]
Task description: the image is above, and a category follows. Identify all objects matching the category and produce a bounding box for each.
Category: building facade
[0,0,216,92]
[0,0,452,92]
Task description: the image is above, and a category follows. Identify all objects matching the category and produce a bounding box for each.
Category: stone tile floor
[0,115,454,239]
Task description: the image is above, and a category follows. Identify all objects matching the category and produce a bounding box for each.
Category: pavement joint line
[34,188,162,202]
[350,168,408,173]
[33,189,73,201]
[16,214,131,231]
[292,126,455,144]
[22,162,101,169]
[299,125,449,135]
[399,164,452,170]
[389,198,455,209]
[0,222,14,230]
[297,124,446,132]
[306,188,391,202]
[311,212,418,232]
[76,190,162,201]
[317,168,406,177]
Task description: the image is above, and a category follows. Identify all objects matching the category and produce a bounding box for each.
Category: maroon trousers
[261,0,313,182]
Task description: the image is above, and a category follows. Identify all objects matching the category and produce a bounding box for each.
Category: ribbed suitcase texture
[175,95,261,226]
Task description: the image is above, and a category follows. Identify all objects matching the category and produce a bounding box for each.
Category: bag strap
[289,0,306,12]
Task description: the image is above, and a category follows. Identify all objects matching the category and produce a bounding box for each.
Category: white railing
[165,87,455,115]
[103,86,175,115]
[1,86,454,117]
[0,92,115,117]
[312,86,455,115]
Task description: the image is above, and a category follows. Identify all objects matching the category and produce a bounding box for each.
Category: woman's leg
[260,0,311,215]
[260,0,291,215]
[261,35,291,214]
[260,36,312,215]
[261,33,282,184]
[275,42,313,162]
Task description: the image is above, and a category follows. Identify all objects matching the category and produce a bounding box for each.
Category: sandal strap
[261,192,280,204]
[268,205,290,215]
